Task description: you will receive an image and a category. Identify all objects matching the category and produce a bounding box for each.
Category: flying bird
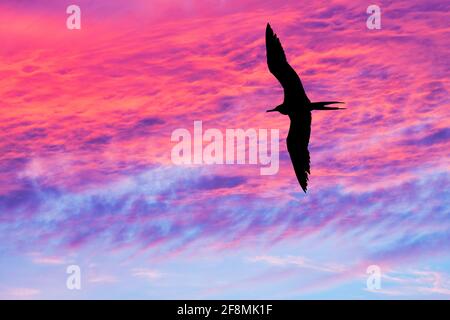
[265,23,344,192]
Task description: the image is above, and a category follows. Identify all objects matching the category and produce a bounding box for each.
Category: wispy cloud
[0,0,448,298]
[29,253,67,265]
[88,275,118,284]
[4,288,40,299]
[131,268,164,281]
[249,255,344,273]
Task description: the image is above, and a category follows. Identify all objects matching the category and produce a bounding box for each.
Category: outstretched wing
[265,23,310,104]
[286,117,311,192]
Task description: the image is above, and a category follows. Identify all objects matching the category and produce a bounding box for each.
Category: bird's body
[265,23,344,192]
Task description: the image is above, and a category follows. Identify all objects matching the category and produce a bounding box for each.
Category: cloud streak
[0,0,449,298]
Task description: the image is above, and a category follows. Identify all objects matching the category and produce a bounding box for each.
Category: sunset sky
[0,0,449,299]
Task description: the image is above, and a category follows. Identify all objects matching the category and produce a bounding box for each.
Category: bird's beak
[266,109,276,112]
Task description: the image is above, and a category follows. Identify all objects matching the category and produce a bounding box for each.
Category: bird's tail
[309,101,345,110]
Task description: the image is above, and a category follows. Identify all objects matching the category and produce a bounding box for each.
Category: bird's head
[266,104,283,113]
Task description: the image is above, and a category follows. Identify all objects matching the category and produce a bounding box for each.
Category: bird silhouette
[265,23,344,192]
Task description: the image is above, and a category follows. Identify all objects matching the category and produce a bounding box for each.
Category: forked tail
[309,101,345,110]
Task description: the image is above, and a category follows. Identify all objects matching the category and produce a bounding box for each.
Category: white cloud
[6,287,40,298]
[249,255,344,273]
[131,268,164,280]
[368,269,450,297]
[30,253,66,265]
[88,274,118,284]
